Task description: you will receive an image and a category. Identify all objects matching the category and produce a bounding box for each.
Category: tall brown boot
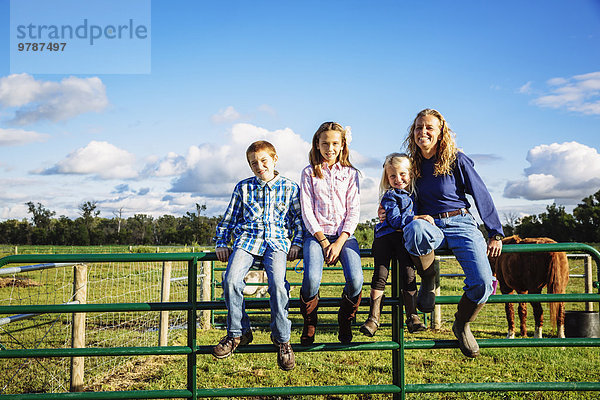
[338,292,362,343]
[300,294,319,345]
[452,293,485,358]
[359,293,384,337]
[410,252,436,313]
[402,290,426,333]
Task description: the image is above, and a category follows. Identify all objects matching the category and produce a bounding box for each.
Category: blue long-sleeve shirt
[375,189,414,238]
[414,152,504,238]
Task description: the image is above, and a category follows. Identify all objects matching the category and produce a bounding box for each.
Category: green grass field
[1,246,599,399]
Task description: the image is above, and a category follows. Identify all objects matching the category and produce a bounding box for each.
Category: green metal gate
[1,242,599,399]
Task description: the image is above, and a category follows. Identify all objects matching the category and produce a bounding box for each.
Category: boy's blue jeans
[222,246,291,343]
[403,213,494,304]
[300,234,363,300]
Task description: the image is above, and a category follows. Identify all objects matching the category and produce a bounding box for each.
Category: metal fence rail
[1,242,599,399]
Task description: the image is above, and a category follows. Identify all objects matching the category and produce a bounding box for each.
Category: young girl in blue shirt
[360,153,429,336]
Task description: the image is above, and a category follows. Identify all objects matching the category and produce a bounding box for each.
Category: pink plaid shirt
[300,163,360,236]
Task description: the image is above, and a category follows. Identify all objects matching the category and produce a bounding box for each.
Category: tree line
[1,190,599,246]
[0,202,220,246]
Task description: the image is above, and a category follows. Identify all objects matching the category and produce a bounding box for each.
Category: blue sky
[1,0,600,225]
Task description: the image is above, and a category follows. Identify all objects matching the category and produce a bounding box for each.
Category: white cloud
[528,71,600,115]
[143,152,187,177]
[37,141,138,179]
[258,104,277,116]
[518,81,532,94]
[0,73,109,125]
[169,123,310,197]
[504,141,600,202]
[164,122,381,220]
[0,128,49,146]
[211,106,241,124]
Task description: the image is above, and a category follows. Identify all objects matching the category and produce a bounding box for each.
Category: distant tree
[127,214,154,244]
[354,218,377,248]
[0,219,31,244]
[502,212,520,237]
[112,207,124,242]
[515,203,576,242]
[26,202,55,229]
[573,189,600,242]
[79,201,100,243]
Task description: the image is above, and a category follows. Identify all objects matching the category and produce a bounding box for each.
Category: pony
[488,235,569,338]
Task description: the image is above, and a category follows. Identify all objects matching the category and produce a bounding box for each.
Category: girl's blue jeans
[222,246,291,343]
[300,234,363,300]
[403,213,494,304]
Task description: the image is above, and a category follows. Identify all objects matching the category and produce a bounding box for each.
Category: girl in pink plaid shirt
[299,122,363,345]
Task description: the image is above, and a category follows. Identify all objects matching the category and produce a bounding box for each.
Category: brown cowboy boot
[452,293,485,357]
[410,252,436,313]
[300,294,319,345]
[360,293,384,337]
[402,290,426,333]
[338,292,362,343]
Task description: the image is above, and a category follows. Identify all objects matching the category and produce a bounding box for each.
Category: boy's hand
[215,247,232,262]
[414,215,435,225]
[287,245,301,261]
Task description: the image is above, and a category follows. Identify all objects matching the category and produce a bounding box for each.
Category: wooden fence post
[159,261,172,346]
[584,255,594,312]
[200,261,212,330]
[70,264,87,392]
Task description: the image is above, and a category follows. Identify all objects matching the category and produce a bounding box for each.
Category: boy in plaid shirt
[212,140,303,371]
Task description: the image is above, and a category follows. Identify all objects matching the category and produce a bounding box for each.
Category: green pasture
[0,245,598,399]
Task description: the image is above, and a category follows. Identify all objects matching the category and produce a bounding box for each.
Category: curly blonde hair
[403,109,458,179]
[309,122,356,179]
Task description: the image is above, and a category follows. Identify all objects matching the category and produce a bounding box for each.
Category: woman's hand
[377,204,386,223]
[487,238,502,258]
[413,214,435,225]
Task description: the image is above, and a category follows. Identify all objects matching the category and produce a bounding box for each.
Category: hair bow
[344,126,352,144]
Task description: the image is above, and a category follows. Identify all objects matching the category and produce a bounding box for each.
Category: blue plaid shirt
[214,174,304,256]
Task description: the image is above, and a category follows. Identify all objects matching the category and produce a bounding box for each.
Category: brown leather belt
[432,208,469,219]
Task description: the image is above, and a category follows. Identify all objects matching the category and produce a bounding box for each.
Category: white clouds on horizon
[149,122,381,219]
[0,73,108,125]
[37,140,138,179]
[168,123,311,197]
[0,128,49,146]
[14,122,388,221]
[504,141,600,203]
[525,71,600,115]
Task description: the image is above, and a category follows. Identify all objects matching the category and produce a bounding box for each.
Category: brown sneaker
[271,336,295,371]
[406,314,427,333]
[212,330,253,359]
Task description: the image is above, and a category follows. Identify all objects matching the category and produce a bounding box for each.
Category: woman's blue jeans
[300,234,363,300]
[403,213,494,304]
[222,246,291,343]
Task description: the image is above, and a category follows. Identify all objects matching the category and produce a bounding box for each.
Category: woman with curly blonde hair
[401,108,504,358]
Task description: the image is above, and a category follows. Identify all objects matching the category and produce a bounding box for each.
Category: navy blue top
[375,188,414,238]
[414,152,504,238]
